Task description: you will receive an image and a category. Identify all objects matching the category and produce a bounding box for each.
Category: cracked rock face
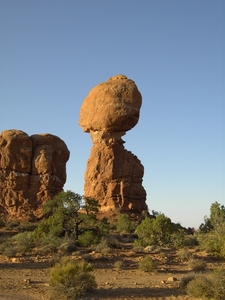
[0,129,70,221]
[79,75,147,215]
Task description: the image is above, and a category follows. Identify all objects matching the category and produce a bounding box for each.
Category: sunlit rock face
[79,75,147,215]
[0,129,70,221]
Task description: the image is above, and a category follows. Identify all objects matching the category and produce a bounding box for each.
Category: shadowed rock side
[79,75,147,214]
[0,129,70,221]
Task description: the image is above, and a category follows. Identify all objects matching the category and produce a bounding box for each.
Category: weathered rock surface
[79,74,142,133]
[0,129,70,221]
[79,75,147,214]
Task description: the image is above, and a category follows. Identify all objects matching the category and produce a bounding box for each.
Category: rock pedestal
[79,75,147,214]
[0,129,70,221]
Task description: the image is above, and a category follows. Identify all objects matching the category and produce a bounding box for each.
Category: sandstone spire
[79,75,147,215]
[0,129,70,220]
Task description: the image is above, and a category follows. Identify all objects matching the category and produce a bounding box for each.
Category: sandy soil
[0,235,224,300]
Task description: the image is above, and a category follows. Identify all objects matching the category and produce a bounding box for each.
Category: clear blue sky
[1,0,224,228]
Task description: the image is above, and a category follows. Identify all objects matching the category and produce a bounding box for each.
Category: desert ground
[0,232,224,300]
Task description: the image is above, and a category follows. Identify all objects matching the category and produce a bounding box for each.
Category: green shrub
[200,202,225,233]
[77,230,100,247]
[36,233,61,247]
[95,217,110,235]
[133,237,148,247]
[11,231,34,254]
[18,222,38,232]
[177,248,192,262]
[186,275,214,299]
[170,231,185,248]
[34,244,58,256]
[58,241,77,254]
[188,258,206,271]
[116,214,135,233]
[179,273,196,289]
[109,220,117,231]
[33,215,63,240]
[198,202,225,258]
[94,238,111,254]
[197,231,225,258]
[0,239,8,252]
[107,236,123,249]
[49,253,63,267]
[185,268,225,300]
[49,257,97,299]
[35,191,106,246]
[183,235,199,247]
[95,236,122,252]
[211,268,225,300]
[138,256,157,273]
[2,240,18,257]
[135,215,175,247]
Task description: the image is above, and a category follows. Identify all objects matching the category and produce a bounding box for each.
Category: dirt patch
[0,235,224,300]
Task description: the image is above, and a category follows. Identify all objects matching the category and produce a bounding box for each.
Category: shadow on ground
[86,286,187,299]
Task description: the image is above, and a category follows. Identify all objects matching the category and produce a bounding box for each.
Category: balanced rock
[79,74,142,133]
[79,75,147,215]
[0,129,70,221]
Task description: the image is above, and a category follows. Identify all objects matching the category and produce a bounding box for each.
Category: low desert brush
[179,272,196,289]
[94,238,111,254]
[2,242,18,257]
[185,268,225,300]
[11,231,34,254]
[183,235,198,247]
[177,248,192,262]
[138,256,157,273]
[210,268,225,300]
[114,260,124,270]
[186,275,213,299]
[49,257,97,299]
[34,244,57,256]
[188,258,206,271]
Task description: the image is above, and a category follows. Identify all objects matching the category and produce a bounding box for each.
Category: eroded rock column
[79,75,147,214]
[0,129,70,221]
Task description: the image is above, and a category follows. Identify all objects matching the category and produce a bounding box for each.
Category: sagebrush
[49,257,97,299]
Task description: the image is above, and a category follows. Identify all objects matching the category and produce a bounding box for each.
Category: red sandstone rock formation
[0,129,70,221]
[79,75,147,215]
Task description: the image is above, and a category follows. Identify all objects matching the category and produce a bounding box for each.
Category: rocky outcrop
[0,129,70,221]
[79,75,147,215]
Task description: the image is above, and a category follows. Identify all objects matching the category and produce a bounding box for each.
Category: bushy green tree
[210,202,225,229]
[34,191,109,246]
[135,214,175,246]
[198,202,225,258]
[200,202,225,233]
[82,197,100,215]
[77,214,110,246]
[34,191,83,241]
